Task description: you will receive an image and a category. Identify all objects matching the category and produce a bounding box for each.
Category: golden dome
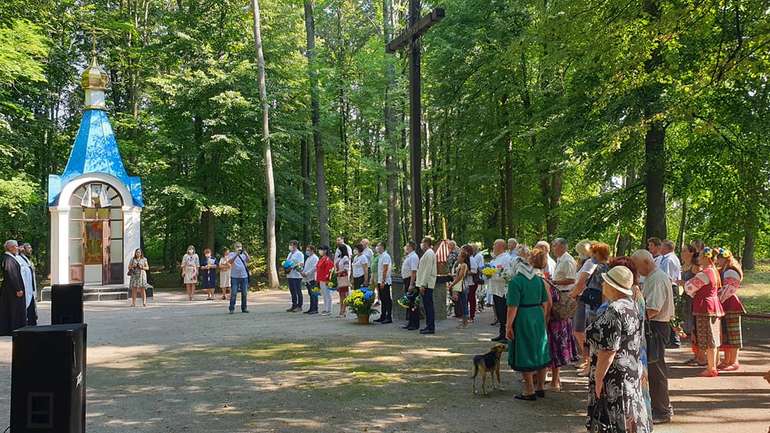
[81,57,109,91]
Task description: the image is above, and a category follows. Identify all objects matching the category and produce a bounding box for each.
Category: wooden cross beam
[386,8,445,53]
[386,1,445,244]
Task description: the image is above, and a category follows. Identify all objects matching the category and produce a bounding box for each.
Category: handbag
[551,284,577,320]
[580,263,608,309]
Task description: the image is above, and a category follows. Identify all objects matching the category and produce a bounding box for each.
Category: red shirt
[316,256,334,283]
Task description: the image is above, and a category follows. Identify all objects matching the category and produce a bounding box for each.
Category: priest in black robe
[1,240,27,336]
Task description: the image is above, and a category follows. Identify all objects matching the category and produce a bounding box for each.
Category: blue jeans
[288,278,303,308]
[229,277,248,312]
[457,287,469,319]
[421,288,435,331]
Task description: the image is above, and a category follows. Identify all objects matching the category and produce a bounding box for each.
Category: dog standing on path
[472,343,506,395]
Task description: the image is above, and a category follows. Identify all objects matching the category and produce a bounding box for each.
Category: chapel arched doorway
[68,182,124,285]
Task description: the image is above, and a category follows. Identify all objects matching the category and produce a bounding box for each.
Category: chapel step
[40,285,154,302]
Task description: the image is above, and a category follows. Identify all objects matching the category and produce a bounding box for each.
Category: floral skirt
[547,318,578,368]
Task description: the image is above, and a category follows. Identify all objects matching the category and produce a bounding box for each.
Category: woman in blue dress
[200,248,217,300]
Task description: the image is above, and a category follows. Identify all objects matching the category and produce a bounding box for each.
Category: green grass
[742,263,770,314]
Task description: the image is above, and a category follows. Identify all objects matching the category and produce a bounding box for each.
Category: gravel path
[0,290,767,432]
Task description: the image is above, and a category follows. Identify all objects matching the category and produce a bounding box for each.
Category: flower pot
[356,313,370,324]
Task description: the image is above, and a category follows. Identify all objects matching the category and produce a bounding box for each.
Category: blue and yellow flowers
[344,287,375,315]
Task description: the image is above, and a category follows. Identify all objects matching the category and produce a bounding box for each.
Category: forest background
[1,0,769,282]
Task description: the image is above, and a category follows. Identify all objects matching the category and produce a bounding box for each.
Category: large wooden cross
[386,1,444,244]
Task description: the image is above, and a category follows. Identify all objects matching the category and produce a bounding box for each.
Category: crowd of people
[0,232,753,432]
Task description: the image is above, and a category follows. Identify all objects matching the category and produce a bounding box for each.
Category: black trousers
[378,284,392,320]
[26,298,37,326]
[353,276,365,291]
[669,284,681,346]
[647,320,672,419]
[305,280,318,312]
[288,278,303,308]
[493,295,507,339]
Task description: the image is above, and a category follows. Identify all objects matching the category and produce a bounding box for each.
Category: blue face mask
[305,250,311,256]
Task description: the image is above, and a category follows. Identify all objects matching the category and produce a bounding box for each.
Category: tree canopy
[1,0,768,274]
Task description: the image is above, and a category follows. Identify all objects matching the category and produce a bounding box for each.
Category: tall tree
[383,0,400,259]
[251,0,278,288]
[304,0,330,246]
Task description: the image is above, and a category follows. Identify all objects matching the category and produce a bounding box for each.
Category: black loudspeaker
[11,324,87,433]
[51,284,84,324]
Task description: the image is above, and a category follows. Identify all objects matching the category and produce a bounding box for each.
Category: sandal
[719,363,740,372]
[514,394,537,401]
[699,369,719,378]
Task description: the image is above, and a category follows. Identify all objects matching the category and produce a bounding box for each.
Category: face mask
[305,250,311,256]
[188,249,194,255]
[205,253,211,258]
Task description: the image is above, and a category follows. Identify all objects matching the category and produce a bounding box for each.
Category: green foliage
[0,0,768,276]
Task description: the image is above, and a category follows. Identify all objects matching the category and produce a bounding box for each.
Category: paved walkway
[0,290,767,432]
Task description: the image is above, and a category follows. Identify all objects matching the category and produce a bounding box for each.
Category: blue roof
[48,109,144,207]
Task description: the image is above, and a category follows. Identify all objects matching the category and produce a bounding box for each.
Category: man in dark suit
[1,240,27,336]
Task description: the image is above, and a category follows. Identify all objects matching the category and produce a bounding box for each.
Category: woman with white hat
[585,266,651,433]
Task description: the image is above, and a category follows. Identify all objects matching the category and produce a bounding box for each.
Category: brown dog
[472,343,506,395]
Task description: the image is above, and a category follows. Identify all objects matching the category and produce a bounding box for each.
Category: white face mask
[188,249,194,255]
[305,250,311,256]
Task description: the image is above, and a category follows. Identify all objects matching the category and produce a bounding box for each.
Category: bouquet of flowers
[328,268,338,290]
[344,287,376,315]
[481,264,498,278]
[281,260,303,273]
[499,262,517,282]
[397,293,422,309]
[310,286,321,295]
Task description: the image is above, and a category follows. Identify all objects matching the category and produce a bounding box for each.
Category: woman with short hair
[200,248,217,301]
[585,265,651,433]
[128,248,149,307]
[218,248,232,300]
[506,248,551,401]
[352,244,370,291]
[181,246,199,301]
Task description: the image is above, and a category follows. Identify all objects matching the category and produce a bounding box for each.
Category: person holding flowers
[488,239,512,342]
[285,240,305,313]
[316,246,335,316]
[302,245,320,315]
[716,248,746,371]
[401,241,420,330]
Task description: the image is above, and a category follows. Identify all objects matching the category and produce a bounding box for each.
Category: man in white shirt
[416,237,437,334]
[488,240,512,341]
[286,240,305,312]
[374,243,393,324]
[632,249,674,424]
[659,239,682,348]
[301,245,319,314]
[535,240,557,278]
[647,237,663,267]
[551,238,577,293]
[507,238,518,258]
[400,241,420,330]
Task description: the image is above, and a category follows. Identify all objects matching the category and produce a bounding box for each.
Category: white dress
[182,253,199,284]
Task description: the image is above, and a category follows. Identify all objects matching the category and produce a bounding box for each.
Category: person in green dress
[506,247,552,401]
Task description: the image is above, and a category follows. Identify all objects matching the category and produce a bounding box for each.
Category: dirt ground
[0,290,768,433]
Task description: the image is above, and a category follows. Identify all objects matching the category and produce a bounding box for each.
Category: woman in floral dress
[545,279,578,391]
[181,246,199,301]
[585,265,651,433]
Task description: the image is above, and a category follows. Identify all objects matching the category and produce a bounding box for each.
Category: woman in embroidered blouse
[716,248,746,371]
[684,247,725,377]
[181,246,199,301]
[335,245,351,318]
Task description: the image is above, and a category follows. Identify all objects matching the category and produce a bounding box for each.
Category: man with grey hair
[507,238,518,258]
[551,238,576,293]
[632,249,674,424]
[1,240,26,335]
[227,242,250,314]
[658,239,682,348]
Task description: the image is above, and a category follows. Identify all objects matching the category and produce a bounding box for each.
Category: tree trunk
[201,209,215,251]
[252,0,279,288]
[408,0,424,244]
[383,0,400,262]
[301,135,311,243]
[675,196,687,254]
[643,121,667,240]
[304,0,330,246]
[642,0,668,241]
